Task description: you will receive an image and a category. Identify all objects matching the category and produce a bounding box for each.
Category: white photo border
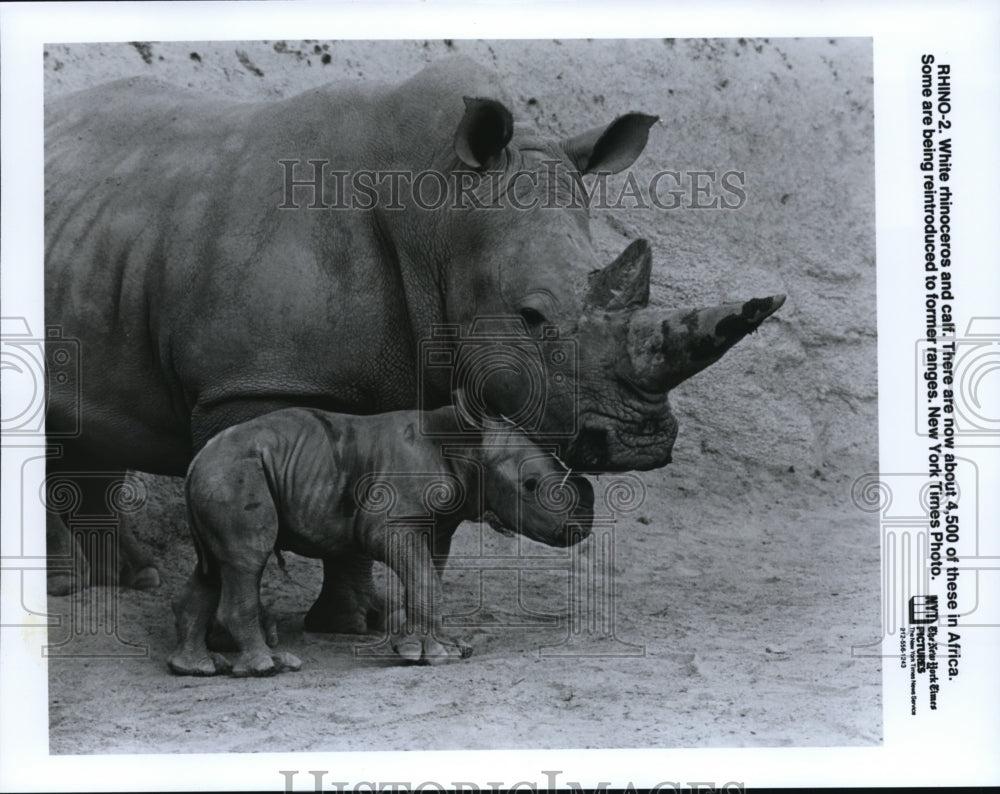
[2,0,998,790]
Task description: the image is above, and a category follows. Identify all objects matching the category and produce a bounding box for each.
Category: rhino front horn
[627,295,786,392]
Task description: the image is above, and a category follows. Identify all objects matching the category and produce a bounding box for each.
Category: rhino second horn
[585,239,653,311]
[626,294,786,392]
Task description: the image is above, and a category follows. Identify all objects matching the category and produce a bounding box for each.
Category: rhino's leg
[217,563,302,677]
[45,468,159,593]
[431,532,453,579]
[206,610,279,652]
[383,528,470,665]
[304,531,456,635]
[303,555,387,634]
[167,567,231,676]
[192,458,301,677]
[45,512,89,596]
[116,509,161,590]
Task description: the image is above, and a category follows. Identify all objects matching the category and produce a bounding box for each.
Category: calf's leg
[193,400,378,636]
[190,457,300,676]
[167,566,231,676]
[384,527,470,665]
[217,563,299,676]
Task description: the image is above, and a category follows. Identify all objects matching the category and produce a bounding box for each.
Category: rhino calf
[168,405,594,676]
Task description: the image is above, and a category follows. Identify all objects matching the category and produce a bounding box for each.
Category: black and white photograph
[1,2,998,791]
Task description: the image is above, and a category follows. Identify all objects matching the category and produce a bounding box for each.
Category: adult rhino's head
[382,58,784,472]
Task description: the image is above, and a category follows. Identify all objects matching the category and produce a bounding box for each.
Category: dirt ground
[44,38,881,753]
[48,463,880,753]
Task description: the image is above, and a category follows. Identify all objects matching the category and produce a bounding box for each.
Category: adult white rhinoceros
[44,56,783,630]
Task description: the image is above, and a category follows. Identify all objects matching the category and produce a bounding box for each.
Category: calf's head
[473,422,594,548]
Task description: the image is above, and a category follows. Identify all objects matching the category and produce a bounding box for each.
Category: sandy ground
[48,463,880,753]
[44,38,881,753]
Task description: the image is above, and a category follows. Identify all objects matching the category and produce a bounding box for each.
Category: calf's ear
[455,97,514,170]
[563,113,659,174]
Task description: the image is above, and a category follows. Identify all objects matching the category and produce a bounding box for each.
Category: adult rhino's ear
[563,113,659,175]
[455,97,514,171]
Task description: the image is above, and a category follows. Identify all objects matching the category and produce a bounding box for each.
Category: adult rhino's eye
[519,307,546,328]
[523,477,539,493]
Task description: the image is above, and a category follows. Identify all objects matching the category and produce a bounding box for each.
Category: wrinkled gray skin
[168,406,594,675]
[45,57,783,628]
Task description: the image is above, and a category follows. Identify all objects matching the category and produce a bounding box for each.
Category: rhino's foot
[207,612,279,652]
[230,650,302,677]
[391,633,473,665]
[167,649,232,677]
